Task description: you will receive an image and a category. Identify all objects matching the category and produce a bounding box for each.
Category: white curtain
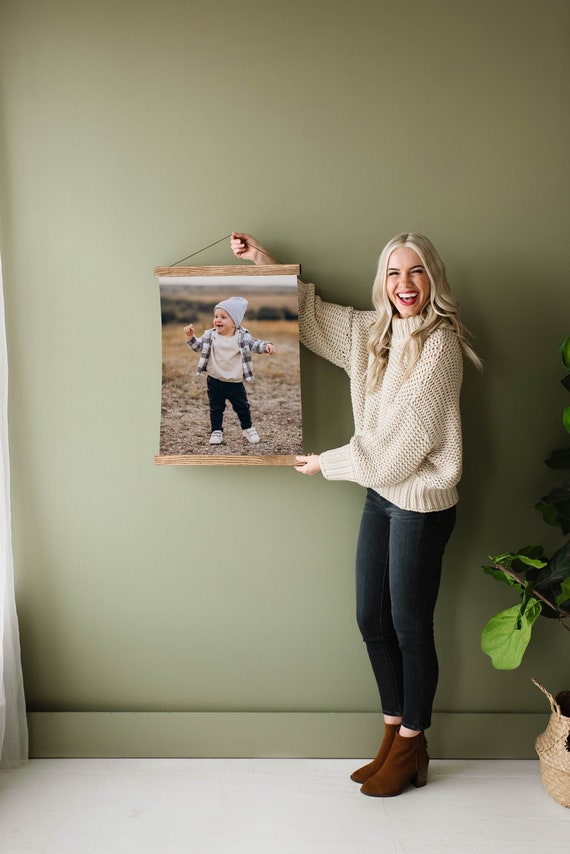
[0,252,28,767]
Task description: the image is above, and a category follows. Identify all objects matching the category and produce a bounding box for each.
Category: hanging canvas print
[154,265,303,465]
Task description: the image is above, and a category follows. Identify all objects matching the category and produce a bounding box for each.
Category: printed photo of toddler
[184,297,275,445]
[158,271,303,460]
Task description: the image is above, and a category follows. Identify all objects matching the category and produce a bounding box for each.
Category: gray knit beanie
[215,296,248,328]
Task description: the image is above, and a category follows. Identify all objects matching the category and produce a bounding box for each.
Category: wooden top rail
[154,265,300,278]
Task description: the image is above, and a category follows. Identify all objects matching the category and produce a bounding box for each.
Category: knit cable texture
[298,281,463,512]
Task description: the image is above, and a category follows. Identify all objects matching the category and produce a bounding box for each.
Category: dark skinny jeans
[355,489,456,732]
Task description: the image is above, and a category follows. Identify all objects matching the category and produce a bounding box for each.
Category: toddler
[184,296,275,445]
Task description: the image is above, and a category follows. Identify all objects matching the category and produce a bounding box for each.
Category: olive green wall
[1,0,569,757]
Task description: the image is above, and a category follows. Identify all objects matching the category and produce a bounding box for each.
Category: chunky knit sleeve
[319,408,432,487]
[297,281,355,372]
[319,329,463,498]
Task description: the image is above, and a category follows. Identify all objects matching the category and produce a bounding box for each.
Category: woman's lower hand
[294,454,321,475]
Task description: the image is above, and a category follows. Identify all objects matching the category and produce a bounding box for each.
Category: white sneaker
[243,427,260,444]
[209,430,223,445]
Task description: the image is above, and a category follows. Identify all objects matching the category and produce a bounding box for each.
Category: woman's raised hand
[230,232,276,266]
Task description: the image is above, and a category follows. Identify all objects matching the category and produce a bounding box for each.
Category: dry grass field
[159,289,303,457]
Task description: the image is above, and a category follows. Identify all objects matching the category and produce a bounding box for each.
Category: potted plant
[481,335,570,807]
[481,335,570,670]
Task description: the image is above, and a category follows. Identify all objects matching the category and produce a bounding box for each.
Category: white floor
[0,759,568,853]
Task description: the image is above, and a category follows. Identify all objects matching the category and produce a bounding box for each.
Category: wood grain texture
[154,455,298,466]
[154,265,300,278]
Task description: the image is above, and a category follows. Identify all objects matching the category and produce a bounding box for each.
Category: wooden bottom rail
[154,455,298,466]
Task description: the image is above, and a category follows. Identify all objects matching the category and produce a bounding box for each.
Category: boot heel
[411,761,429,788]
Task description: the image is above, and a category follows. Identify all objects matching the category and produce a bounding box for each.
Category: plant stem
[495,562,570,619]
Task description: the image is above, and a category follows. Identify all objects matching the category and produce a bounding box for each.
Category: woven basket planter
[533,678,570,808]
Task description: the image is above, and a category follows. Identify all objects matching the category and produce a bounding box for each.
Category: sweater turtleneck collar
[391,314,423,341]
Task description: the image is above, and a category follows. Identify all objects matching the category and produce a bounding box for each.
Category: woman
[231,231,481,797]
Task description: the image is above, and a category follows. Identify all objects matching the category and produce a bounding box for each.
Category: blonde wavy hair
[366,233,482,390]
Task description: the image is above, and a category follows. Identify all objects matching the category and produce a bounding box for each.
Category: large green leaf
[481,598,542,669]
[483,564,524,590]
[535,479,570,534]
[545,447,570,470]
[535,500,562,528]
[532,540,570,592]
[556,576,570,608]
[564,405,570,435]
[488,548,547,570]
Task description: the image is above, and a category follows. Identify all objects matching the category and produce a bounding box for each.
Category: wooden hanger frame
[154,265,302,466]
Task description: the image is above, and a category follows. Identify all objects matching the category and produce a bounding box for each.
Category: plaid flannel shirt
[187,327,271,382]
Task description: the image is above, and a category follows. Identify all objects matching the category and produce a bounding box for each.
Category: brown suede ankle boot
[350,723,399,784]
[360,730,429,797]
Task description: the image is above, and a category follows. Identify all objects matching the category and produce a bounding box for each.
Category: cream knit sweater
[298,281,463,512]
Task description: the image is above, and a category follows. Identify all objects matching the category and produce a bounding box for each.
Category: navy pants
[207,375,252,431]
[355,489,456,731]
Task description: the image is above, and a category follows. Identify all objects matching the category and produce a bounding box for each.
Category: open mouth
[396,291,419,306]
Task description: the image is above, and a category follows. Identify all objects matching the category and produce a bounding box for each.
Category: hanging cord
[170,234,284,266]
[170,235,232,266]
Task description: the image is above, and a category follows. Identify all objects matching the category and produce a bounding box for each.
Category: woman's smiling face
[386,246,431,318]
